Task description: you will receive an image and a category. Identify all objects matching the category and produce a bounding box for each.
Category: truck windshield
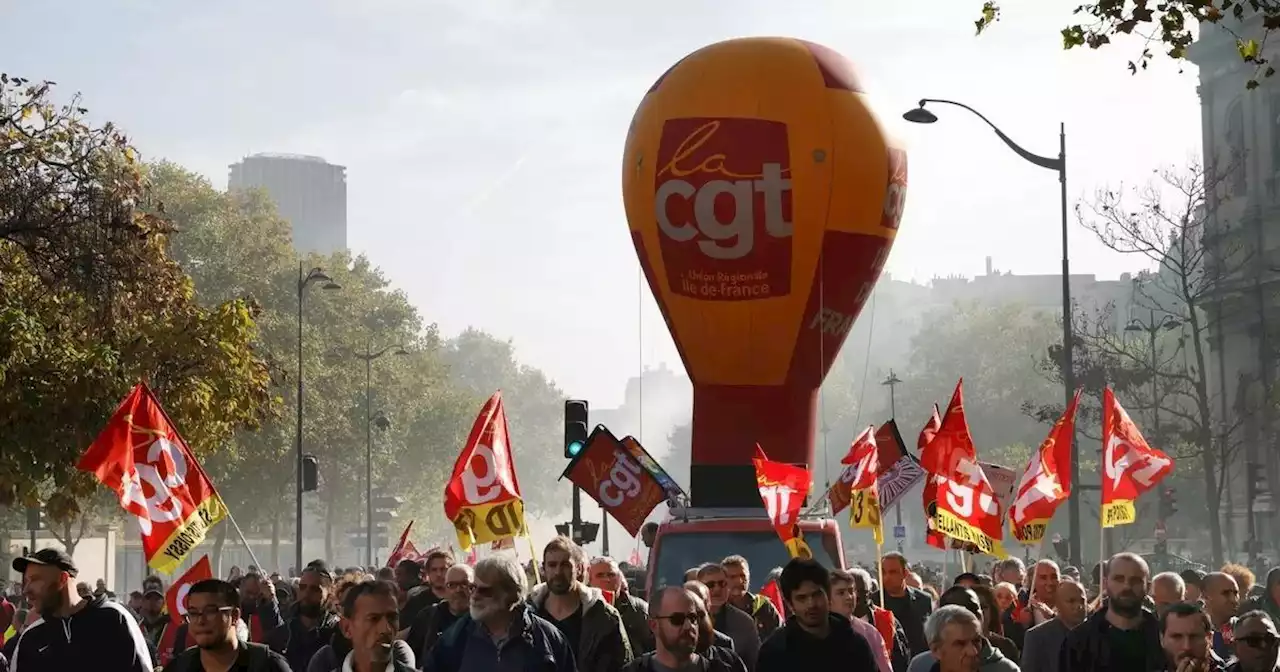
[652,530,838,593]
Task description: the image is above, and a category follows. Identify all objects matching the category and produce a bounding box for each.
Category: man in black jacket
[164,579,290,672]
[871,552,933,657]
[332,580,414,672]
[9,548,152,671]
[757,558,880,671]
[1061,552,1162,670]
[265,562,340,671]
[623,586,744,672]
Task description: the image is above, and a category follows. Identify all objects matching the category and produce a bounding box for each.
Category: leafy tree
[975,1,1280,88]
[0,79,276,547]
[439,329,572,526]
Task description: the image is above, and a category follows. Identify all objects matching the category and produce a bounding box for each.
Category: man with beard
[239,572,283,643]
[163,579,290,672]
[138,588,169,661]
[329,580,413,672]
[407,563,473,661]
[1060,551,1162,670]
[1160,601,1224,672]
[1204,572,1242,660]
[423,554,576,672]
[721,555,783,642]
[872,552,934,657]
[265,562,340,671]
[9,548,152,671]
[530,536,632,672]
[1019,579,1087,672]
[756,558,879,671]
[622,587,744,672]
[590,556,653,655]
[697,563,760,669]
[1227,610,1280,672]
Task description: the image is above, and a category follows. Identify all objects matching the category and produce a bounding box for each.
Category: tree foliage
[975,1,1280,88]
[0,77,275,528]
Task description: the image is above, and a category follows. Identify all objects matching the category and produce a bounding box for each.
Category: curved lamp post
[353,343,409,565]
[296,264,341,572]
[904,99,1080,564]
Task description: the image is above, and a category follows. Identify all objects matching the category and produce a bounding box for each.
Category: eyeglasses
[656,612,699,627]
[446,581,473,591]
[184,607,234,622]
[702,580,726,589]
[1238,634,1280,648]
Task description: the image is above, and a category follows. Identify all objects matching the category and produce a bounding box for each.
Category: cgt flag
[917,404,947,550]
[843,426,883,545]
[77,383,227,575]
[385,520,415,568]
[166,555,213,625]
[829,421,922,514]
[444,391,527,550]
[754,445,813,559]
[921,380,1007,558]
[562,427,666,536]
[1009,388,1081,543]
[1101,387,1173,528]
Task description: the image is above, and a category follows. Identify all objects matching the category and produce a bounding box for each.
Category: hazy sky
[4,0,1203,407]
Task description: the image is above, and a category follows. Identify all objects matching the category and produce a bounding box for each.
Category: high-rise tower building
[228,153,347,255]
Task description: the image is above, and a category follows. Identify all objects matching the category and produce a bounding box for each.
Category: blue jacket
[423,604,577,672]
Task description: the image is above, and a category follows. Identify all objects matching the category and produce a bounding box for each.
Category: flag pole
[140,383,263,571]
[523,524,541,584]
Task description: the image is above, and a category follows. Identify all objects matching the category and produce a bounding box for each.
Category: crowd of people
[0,541,1277,671]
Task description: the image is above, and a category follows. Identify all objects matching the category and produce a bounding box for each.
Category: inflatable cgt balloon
[622,37,907,507]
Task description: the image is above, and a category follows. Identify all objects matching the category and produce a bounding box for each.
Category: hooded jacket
[756,613,880,672]
[10,593,153,672]
[904,636,1019,672]
[529,581,633,672]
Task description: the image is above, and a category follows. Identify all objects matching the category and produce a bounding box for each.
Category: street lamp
[903,98,1080,563]
[296,263,340,573]
[881,370,904,551]
[1125,309,1182,441]
[352,342,409,566]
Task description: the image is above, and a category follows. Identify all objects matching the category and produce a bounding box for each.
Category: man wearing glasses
[164,579,290,672]
[406,564,474,661]
[622,587,742,672]
[1228,611,1280,672]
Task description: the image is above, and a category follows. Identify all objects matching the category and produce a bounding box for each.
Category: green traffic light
[567,441,585,457]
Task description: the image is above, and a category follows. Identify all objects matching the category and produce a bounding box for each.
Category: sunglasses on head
[656,612,699,627]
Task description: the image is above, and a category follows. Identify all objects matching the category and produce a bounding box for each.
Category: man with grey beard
[1060,552,1162,670]
[623,587,743,672]
[422,555,576,672]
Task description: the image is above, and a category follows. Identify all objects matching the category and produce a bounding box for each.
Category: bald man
[1151,572,1185,619]
[1203,572,1240,660]
[1004,559,1060,650]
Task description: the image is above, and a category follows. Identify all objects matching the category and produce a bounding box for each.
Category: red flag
[753,445,812,558]
[924,380,1007,558]
[385,520,415,568]
[842,426,880,490]
[1010,389,1081,543]
[77,383,227,575]
[444,392,525,550]
[166,555,213,625]
[562,427,666,536]
[918,404,946,549]
[1101,387,1173,527]
[759,579,785,618]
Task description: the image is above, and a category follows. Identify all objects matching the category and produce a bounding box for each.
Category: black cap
[143,589,164,599]
[13,549,77,577]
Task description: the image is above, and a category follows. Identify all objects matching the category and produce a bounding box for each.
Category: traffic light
[1248,462,1269,500]
[1158,488,1178,519]
[564,400,589,458]
[25,507,43,532]
[301,455,319,492]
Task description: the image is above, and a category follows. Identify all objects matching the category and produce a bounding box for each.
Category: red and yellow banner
[842,426,884,545]
[1010,389,1081,543]
[77,383,227,575]
[563,427,666,536]
[166,555,213,625]
[921,380,1007,558]
[444,392,526,550]
[753,445,812,558]
[1101,387,1173,528]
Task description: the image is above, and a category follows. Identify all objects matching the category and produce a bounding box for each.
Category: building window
[1227,97,1246,196]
